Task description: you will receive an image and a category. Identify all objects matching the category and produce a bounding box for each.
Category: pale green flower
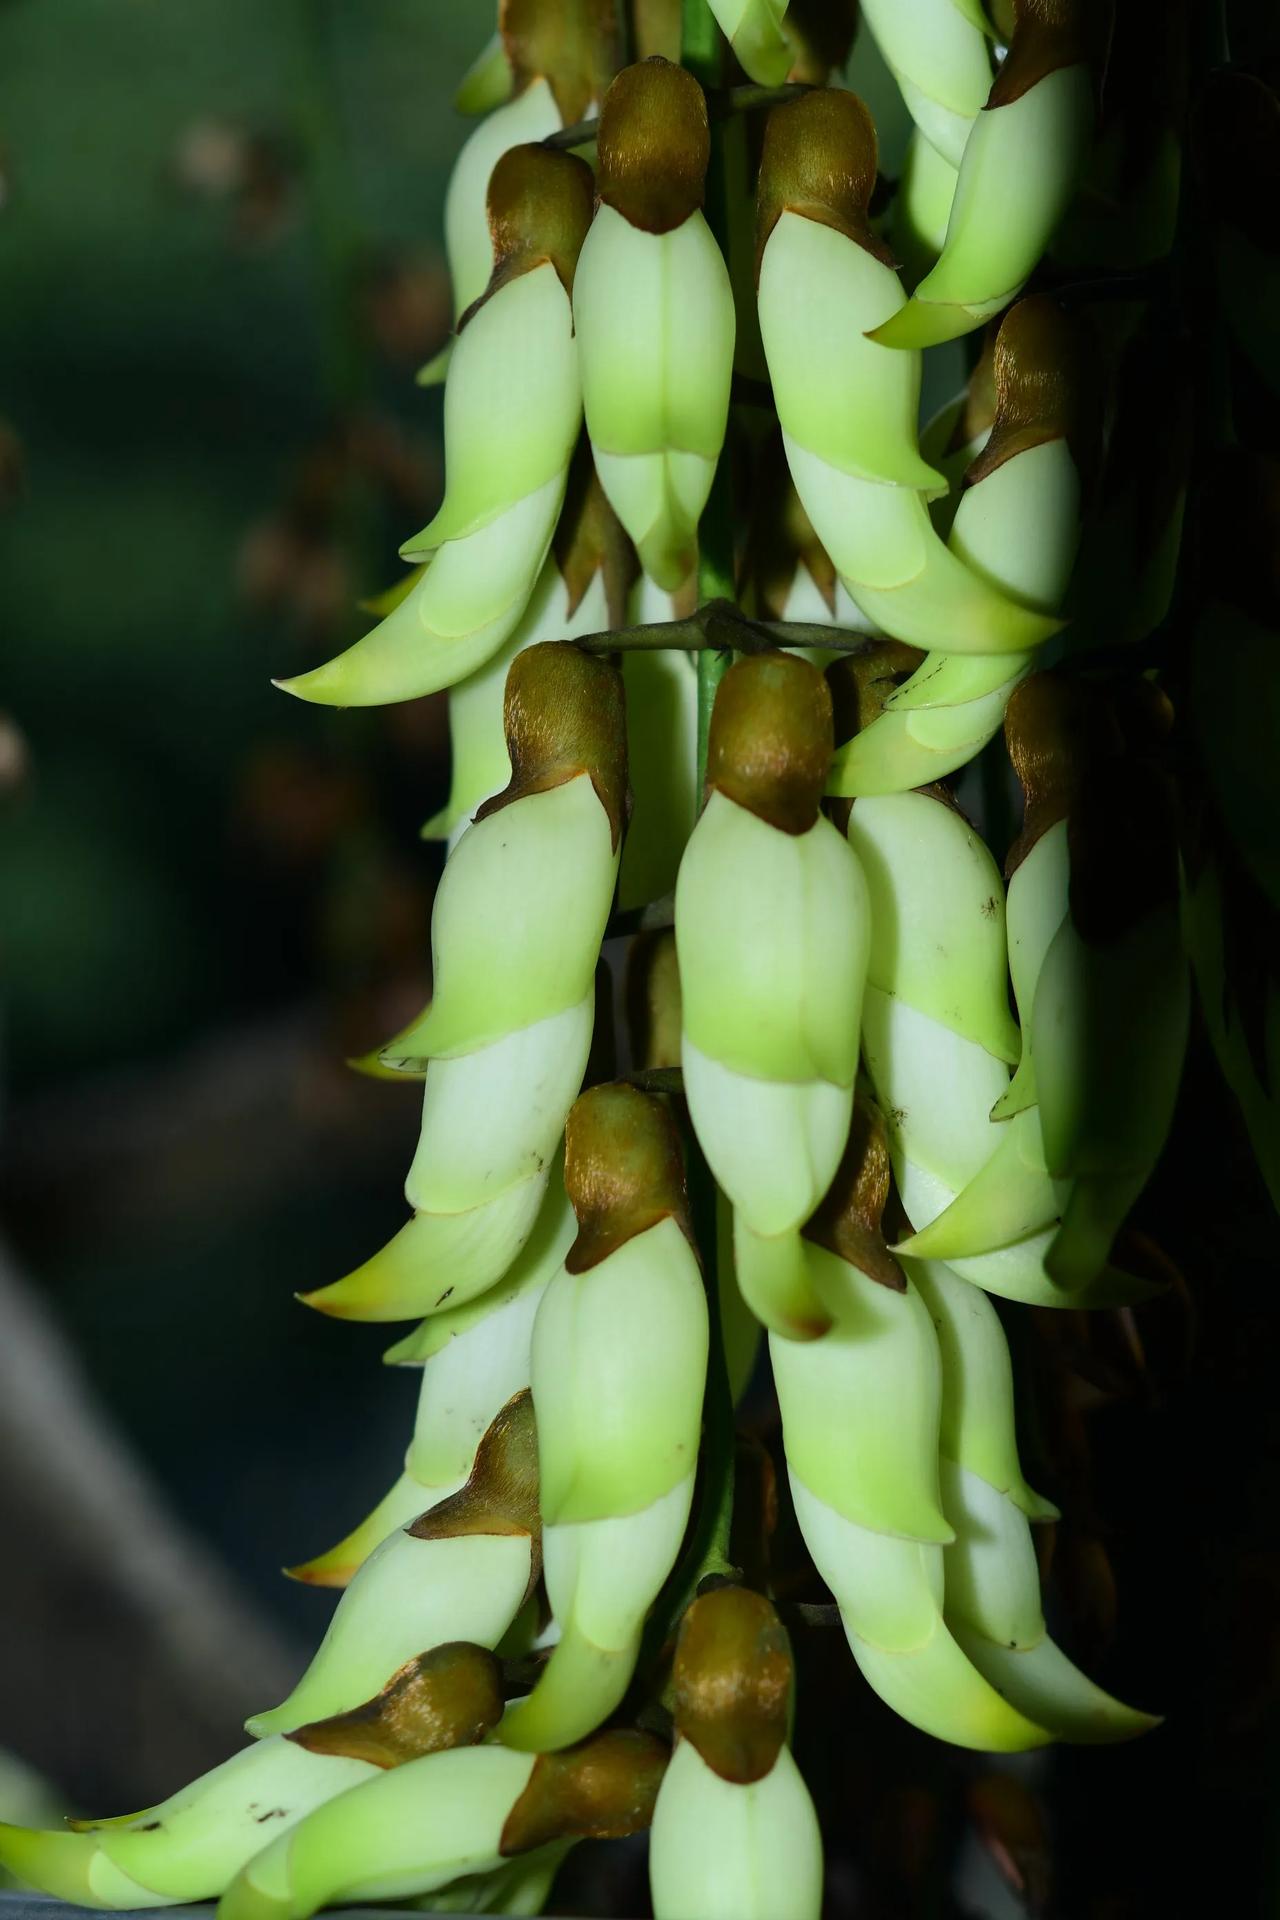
[859,0,994,169]
[705,0,792,86]
[649,1589,822,1920]
[277,148,593,707]
[500,1087,707,1751]
[573,59,735,589]
[302,645,624,1323]
[871,1,1096,348]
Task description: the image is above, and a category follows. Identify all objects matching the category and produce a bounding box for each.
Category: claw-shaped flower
[859,0,995,170]
[500,1086,708,1751]
[831,297,1097,795]
[302,645,624,1323]
[871,0,1097,349]
[676,652,869,1335]
[216,1729,666,1920]
[649,1588,822,1920]
[278,146,593,707]
[755,90,1062,654]
[573,57,735,589]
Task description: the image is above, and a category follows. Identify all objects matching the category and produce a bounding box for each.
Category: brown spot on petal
[475,640,629,849]
[288,1643,504,1768]
[706,651,833,835]
[564,1081,693,1270]
[597,57,710,233]
[755,87,892,276]
[409,1391,542,1597]
[802,1092,906,1290]
[672,1587,793,1784]
[500,1728,669,1854]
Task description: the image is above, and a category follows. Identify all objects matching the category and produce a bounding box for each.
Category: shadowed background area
[0,4,1277,1919]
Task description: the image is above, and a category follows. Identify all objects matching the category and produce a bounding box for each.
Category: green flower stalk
[572,58,735,590]
[292,1177,575,1588]
[858,0,995,170]
[216,1730,667,1920]
[246,1394,541,1739]
[302,644,625,1323]
[676,653,869,1338]
[755,90,1062,654]
[871,0,1097,349]
[0,1648,505,1908]
[830,297,1095,795]
[648,1589,822,1920]
[499,1086,708,1752]
[704,0,791,85]
[278,146,594,708]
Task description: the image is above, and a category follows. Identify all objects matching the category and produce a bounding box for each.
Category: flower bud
[756,91,1064,655]
[573,59,735,589]
[859,0,996,171]
[501,1087,707,1751]
[871,0,1098,349]
[278,150,593,707]
[649,1589,823,1920]
[705,0,791,86]
[246,1395,540,1739]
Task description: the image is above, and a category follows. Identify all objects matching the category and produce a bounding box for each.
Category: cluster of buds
[12,0,1253,1912]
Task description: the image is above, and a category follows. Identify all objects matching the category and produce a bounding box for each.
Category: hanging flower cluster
[11,0,1245,1912]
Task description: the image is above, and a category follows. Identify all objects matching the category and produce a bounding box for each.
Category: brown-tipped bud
[782,0,861,85]
[554,443,640,628]
[802,1092,905,1292]
[478,143,596,312]
[625,929,683,1072]
[501,0,626,125]
[672,1587,793,1785]
[597,57,710,233]
[564,1081,692,1270]
[755,87,890,276]
[409,1391,542,1594]
[706,652,834,835]
[827,641,925,757]
[965,296,1100,490]
[988,0,1102,110]
[476,641,629,849]
[287,1644,504,1769]
[500,1729,670,1854]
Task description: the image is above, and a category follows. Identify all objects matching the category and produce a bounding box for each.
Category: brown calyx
[672,1586,793,1784]
[782,0,861,85]
[464,143,596,328]
[965,295,1101,491]
[755,87,892,276]
[802,1092,906,1291]
[287,1643,504,1769]
[475,641,629,849]
[987,0,1105,111]
[564,1081,693,1271]
[826,640,925,751]
[409,1390,542,1598]
[500,0,625,125]
[500,1729,670,1854]
[597,57,709,234]
[706,651,834,835]
[554,443,640,629]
